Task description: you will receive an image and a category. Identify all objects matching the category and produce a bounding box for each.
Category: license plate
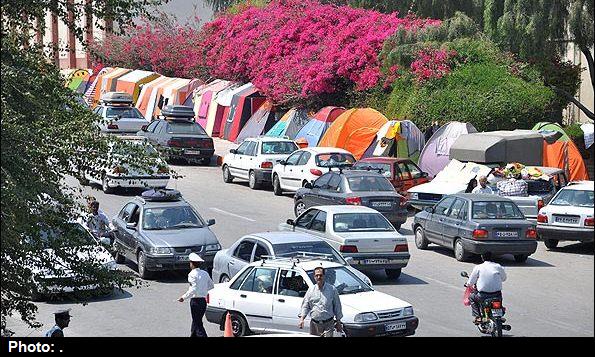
[176,255,189,262]
[364,259,389,265]
[496,231,518,238]
[554,215,579,224]
[371,201,392,208]
[185,149,201,155]
[491,309,503,317]
[385,322,406,332]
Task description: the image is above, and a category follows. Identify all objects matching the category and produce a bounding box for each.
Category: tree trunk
[579,44,594,89]
[550,85,595,120]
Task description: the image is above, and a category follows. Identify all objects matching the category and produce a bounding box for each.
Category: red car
[353,157,430,195]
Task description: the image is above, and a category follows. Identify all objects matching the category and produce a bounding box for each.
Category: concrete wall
[563,42,594,124]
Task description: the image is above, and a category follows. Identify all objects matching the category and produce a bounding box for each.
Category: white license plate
[176,255,189,262]
[364,259,389,265]
[491,309,503,317]
[185,150,201,155]
[554,216,579,224]
[372,201,392,208]
[385,322,406,332]
[496,231,518,238]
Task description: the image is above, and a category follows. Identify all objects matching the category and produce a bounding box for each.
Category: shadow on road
[425,246,555,267]
[544,242,594,256]
[364,271,428,286]
[44,288,133,305]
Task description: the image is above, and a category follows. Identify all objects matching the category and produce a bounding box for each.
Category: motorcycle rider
[466,252,507,324]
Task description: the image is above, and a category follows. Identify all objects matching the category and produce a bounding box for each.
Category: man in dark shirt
[45,309,71,337]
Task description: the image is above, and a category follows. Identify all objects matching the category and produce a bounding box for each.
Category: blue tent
[293,106,345,147]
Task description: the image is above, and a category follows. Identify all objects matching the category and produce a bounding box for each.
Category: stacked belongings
[490,163,548,197]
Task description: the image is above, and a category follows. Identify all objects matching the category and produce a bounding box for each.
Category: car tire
[220,274,230,283]
[137,251,153,280]
[385,268,402,279]
[514,254,529,263]
[248,171,261,190]
[115,250,126,264]
[414,226,429,250]
[454,239,470,262]
[101,174,115,194]
[229,312,250,337]
[294,200,306,217]
[273,175,283,196]
[222,165,234,183]
[544,239,558,249]
[200,157,211,166]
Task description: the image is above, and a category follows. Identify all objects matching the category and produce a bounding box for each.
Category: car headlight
[410,193,418,200]
[149,247,173,255]
[205,243,221,251]
[354,312,378,322]
[403,306,414,317]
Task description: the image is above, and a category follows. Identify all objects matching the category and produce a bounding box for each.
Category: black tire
[200,157,211,166]
[220,274,230,283]
[229,312,250,337]
[273,175,283,196]
[514,254,529,263]
[385,268,402,279]
[414,226,429,250]
[137,251,153,280]
[492,319,503,337]
[222,165,234,183]
[101,174,115,194]
[544,239,559,249]
[115,250,126,264]
[454,239,470,262]
[248,171,261,190]
[294,200,306,217]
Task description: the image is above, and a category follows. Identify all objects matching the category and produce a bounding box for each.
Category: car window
[295,209,319,229]
[347,175,394,192]
[230,267,254,290]
[285,151,303,165]
[119,203,136,221]
[235,141,251,155]
[233,240,256,262]
[316,153,355,167]
[105,107,144,119]
[551,189,594,207]
[239,267,277,294]
[277,270,309,297]
[142,206,203,230]
[434,197,456,216]
[326,174,342,192]
[396,163,411,180]
[94,107,104,115]
[296,151,311,165]
[353,162,392,178]
[246,141,258,157]
[472,201,524,219]
[261,141,298,155]
[527,180,554,195]
[333,213,394,232]
[406,162,423,179]
[155,121,167,134]
[306,267,372,295]
[146,121,159,133]
[128,205,140,224]
[310,211,327,232]
[448,199,466,218]
[253,243,269,261]
[458,201,468,220]
[165,121,207,135]
[313,173,332,189]
[273,241,344,263]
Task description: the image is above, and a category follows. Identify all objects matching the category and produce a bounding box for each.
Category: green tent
[532,122,571,141]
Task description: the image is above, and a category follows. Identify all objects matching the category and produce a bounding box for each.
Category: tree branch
[550,85,595,120]
[579,44,594,89]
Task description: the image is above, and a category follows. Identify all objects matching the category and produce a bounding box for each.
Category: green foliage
[564,123,585,141]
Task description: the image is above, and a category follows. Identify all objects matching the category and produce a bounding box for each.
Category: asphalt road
[7,163,594,337]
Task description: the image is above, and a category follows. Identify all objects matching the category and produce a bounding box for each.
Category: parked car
[271,147,356,195]
[293,169,408,229]
[353,157,430,195]
[222,137,299,189]
[83,135,170,194]
[137,105,214,165]
[111,189,221,279]
[536,181,594,249]
[211,231,371,286]
[94,92,148,134]
[412,194,538,262]
[279,205,409,279]
[206,257,419,337]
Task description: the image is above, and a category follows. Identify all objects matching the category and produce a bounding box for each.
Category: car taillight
[537,199,544,211]
[585,217,594,227]
[167,139,181,147]
[526,228,537,239]
[339,245,358,253]
[491,301,502,309]
[345,197,362,205]
[112,166,128,174]
[394,244,408,252]
[472,229,489,239]
[107,123,119,130]
[310,169,322,176]
[261,161,273,169]
[206,294,209,304]
[537,214,548,223]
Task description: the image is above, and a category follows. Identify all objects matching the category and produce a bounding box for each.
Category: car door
[403,161,427,191]
[142,120,159,143]
[306,173,332,207]
[241,141,258,178]
[395,162,414,192]
[271,269,311,333]
[252,242,270,262]
[316,173,343,206]
[294,151,312,185]
[442,198,467,247]
[278,151,304,190]
[117,203,141,259]
[292,209,320,235]
[425,196,456,245]
[229,141,251,179]
[113,203,137,255]
[228,240,256,278]
[234,267,277,332]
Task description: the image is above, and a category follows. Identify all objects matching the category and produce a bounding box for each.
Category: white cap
[189,253,204,262]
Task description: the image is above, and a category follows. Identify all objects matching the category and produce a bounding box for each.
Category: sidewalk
[211,137,237,166]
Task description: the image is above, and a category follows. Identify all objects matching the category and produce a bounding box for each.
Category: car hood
[409,181,466,195]
[31,246,114,276]
[340,290,411,313]
[142,228,218,247]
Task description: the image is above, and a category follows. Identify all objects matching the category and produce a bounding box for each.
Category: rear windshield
[105,107,144,119]
[352,163,392,178]
[274,242,344,263]
[551,189,594,207]
[472,201,524,220]
[347,176,394,192]
[261,141,298,155]
[316,153,355,167]
[166,122,207,135]
[333,213,394,232]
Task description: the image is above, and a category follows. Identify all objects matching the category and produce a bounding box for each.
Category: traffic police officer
[178,253,214,337]
[45,309,71,337]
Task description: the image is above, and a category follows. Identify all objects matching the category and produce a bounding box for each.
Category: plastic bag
[463,285,473,306]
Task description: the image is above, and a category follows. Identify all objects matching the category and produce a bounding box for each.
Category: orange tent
[542,141,589,181]
[114,70,160,103]
[135,76,172,117]
[318,108,389,159]
[92,68,131,107]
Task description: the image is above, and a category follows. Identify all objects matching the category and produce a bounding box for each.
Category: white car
[536,181,594,248]
[205,258,419,337]
[84,136,170,193]
[222,137,299,189]
[279,205,409,279]
[271,147,356,195]
[94,92,148,134]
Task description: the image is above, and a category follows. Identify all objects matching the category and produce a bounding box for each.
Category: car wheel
[415,226,429,250]
[115,250,126,264]
[220,274,230,283]
[137,251,153,280]
[454,239,470,262]
[544,239,558,249]
[229,312,250,337]
[248,171,261,190]
[514,254,529,263]
[101,174,115,194]
[222,165,234,183]
[385,268,401,279]
[200,157,211,166]
[273,175,283,196]
[294,200,306,217]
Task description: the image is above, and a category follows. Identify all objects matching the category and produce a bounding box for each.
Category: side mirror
[344,256,354,264]
[286,219,295,226]
[424,207,433,213]
[460,271,469,278]
[421,172,429,178]
[207,219,216,226]
[229,149,237,154]
[99,237,111,246]
[304,182,313,189]
[279,160,287,166]
[141,125,148,131]
[126,222,137,230]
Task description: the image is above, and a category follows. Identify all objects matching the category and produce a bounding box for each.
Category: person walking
[472,176,494,195]
[45,309,71,337]
[298,267,343,337]
[178,253,214,337]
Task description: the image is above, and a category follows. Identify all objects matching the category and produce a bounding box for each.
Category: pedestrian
[298,267,343,337]
[86,200,112,241]
[178,253,214,337]
[45,309,71,337]
[472,176,494,195]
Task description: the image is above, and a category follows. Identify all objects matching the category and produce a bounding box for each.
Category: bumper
[206,306,227,327]
[377,209,408,225]
[346,253,410,270]
[254,168,273,183]
[408,199,439,210]
[344,316,419,337]
[105,175,169,189]
[461,238,538,255]
[144,252,216,271]
[167,148,215,161]
[537,225,594,242]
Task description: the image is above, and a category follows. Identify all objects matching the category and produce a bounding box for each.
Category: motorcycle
[461,271,511,337]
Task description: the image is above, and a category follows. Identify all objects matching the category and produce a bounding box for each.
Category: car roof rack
[259,253,334,268]
[139,188,182,202]
[100,92,133,105]
[161,105,195,120]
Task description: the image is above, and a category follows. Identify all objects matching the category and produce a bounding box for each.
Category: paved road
[7,163,594,337]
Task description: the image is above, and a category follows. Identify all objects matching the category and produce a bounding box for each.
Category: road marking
[421,276,461,291]
[210,208,256,222]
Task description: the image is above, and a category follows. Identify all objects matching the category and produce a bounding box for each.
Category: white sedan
[205,258,419,337]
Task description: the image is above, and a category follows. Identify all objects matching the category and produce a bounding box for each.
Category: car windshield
[316,153,355,167]
[105,107,144,119]
[166,121,207,135]
[333,213,395,232]
[472,201,524,220]
[551,189,594,207]
[143,206,204,230]
[261,141,298,155]
[38,223,97,248]
[352,163,392,178]
[273,242,345,263]
[306,267,372,295]
[347,176,394,192]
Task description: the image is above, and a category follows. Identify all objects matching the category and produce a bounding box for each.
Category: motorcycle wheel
[491,319,503,337]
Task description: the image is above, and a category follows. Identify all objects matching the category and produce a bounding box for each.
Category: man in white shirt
[86,200,112,241]
[178,253,214,337]
[298,267,343,337]
[466,252,507,323]
[472,176,494,195]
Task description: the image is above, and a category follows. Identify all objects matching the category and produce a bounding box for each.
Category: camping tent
[154,78,192,116]
[235,101,276,143]
[418,122,477,177]
[203,82,238,136]
[135,76,172,118]
[144,77,181,119]
[294,106,345,147]
[92,68,131,107]
[318,108,388,160]
[218,83,254,139]
[532,122,589,181]
[362,120,426,162]
[221,84,267,142]
[84,67,112,106]
[114,70,160,103]
[265,108,311,139]
[66,69,90,94]
[193,80,228,128]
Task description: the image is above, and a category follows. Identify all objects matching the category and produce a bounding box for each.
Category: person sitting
[472,176,494,195]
